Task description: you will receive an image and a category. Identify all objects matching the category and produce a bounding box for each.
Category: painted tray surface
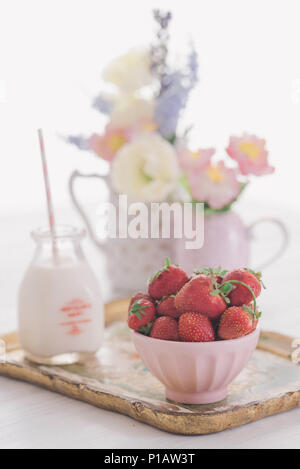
[0,299,299,435]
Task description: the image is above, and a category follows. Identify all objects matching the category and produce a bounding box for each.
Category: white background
[1,0,300,216]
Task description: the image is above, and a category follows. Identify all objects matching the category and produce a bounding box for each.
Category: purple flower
[67,135,89,150]
[154,72,184,138]
[155,46,199,138]
[92,94,113,114]
[151,10,172,91]
[153,9,172,29]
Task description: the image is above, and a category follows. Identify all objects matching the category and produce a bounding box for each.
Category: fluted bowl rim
[132,327,260,348]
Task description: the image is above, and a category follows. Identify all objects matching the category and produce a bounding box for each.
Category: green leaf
[245,268,266,289]
[242,305,253,313]
[166,133,176,145]
[201,182,249,214]
[210,289,221,296]
[149,269,163,284]
[219,270,228,279]
[260,279,266,289]
[221,283,233,295]
[242,304,261,320]
[194,268,209,275]
[194,266,228,279]
[149,274,155,285]
[178,173,192,197]
[149,258,171,284]
[129,301,149,318]
[138,322,153,336]
[183,124,194,138]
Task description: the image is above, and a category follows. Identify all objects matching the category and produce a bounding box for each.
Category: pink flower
[188,161,241,209]
[88,125,134,162]
[178,147,215,172]
[226,133,275,176]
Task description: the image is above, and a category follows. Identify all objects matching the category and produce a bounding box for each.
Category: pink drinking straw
[38,129,58,262]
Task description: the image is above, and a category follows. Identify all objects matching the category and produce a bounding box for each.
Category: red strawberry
[150,316,179,341]
[148,258,188,299]
[157,296,181,319]
[178,313,215,342]
[128,298,155,332]
[175,275,226,320]
[218,306,260,340]
[222,269,262,306]
[128,292,154,312]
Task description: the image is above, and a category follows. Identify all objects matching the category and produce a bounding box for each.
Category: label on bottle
[59,299,92,336]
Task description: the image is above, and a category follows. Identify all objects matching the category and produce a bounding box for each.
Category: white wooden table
[0,202,299,449]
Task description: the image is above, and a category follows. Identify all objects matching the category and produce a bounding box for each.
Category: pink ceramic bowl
[132,328,260,404]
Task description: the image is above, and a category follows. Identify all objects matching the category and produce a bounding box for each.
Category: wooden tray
[0,299,300,435]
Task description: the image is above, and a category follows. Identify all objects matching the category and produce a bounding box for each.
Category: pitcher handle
[69,170,108,250]
[247,217,289,270]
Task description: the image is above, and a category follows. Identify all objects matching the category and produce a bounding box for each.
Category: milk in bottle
[18,226,104,364]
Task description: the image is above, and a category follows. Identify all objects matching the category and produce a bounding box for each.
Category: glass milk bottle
[18,226,104,365]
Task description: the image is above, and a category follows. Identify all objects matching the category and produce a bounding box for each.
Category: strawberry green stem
[219,280,258,318]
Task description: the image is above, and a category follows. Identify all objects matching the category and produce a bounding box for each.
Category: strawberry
[128,292,154,312]
[150,316,179,341]
[178,313,215,342]
[148,258,188,300]
[222,269,262,306]
[175,275,226,320]
[128,298,155,332]
[218,305,261,340]
[157,296,181,319]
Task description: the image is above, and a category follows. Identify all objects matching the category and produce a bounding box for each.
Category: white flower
[110,96,154,127]
[102,48,154,93]
[111,133,180,202]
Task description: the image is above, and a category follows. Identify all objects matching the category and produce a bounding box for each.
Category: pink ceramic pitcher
[174,210,288,275]
[69,171,173,299]
[69,171,288,298]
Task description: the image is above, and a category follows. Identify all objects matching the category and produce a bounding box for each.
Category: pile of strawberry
[128,258,264,342]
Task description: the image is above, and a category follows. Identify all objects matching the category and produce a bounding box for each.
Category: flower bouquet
[68,10,285,298]
[69,9,274,211]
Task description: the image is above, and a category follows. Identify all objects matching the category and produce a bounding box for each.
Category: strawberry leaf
[215,266,229,278]
[129,301,149,319]
[194,266,228,279]
[260,278,266,289]
[138,322,153,336]
[245,268,266,289]
[210,289,221,296]
[149,258,172,284]
[242,304,262,320]
[220,283,233,295]
[220,269,228,276]
[242,304,253,314]
[194,267,210,276]
[220,279,258,316]
[149,274,156,284]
